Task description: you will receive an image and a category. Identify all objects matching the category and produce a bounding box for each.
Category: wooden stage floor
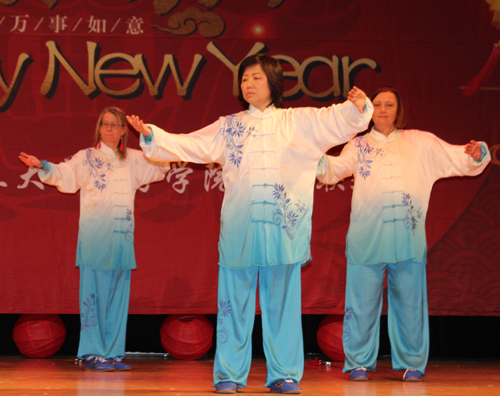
[0,356,499,395]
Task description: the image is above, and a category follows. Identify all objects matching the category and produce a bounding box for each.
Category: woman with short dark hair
[317,87,490,382]
[127,54,373,394]
[238,53,284,108]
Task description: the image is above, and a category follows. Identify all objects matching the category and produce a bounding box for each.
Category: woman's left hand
[347,86,367,114]
[464,140,482,160]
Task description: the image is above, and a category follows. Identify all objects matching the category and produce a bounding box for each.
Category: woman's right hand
[126,115,152,136]
[19,152,43,168]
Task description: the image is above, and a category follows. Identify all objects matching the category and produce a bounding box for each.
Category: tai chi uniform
[140,100,373,387]
[38,144,168,359]
[316,128,490,375]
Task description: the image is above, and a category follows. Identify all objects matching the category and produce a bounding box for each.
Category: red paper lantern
[317,314,345,362]
[13,314,66,358]
[160,314,213,360]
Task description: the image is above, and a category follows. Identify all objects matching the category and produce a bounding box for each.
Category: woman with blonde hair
[19,107,168,371]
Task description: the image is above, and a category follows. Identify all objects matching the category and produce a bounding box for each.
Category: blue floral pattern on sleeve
[354,137,384,179]
[83,149,113,191]
[272,183,305,240]
[219,115,254,168]
[402,192,422,235]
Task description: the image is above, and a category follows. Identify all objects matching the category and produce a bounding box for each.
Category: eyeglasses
[100,122,123,129]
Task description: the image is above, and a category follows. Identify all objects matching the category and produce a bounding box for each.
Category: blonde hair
[93,107,128,159]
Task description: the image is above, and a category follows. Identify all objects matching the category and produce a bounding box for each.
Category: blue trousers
[342,260,429,375]
[77,266,131,359]
[213,264,304,388]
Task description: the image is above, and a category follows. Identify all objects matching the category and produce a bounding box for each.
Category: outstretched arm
[19,152,43,168]
[316,142,357,185]
[130,113,225,165]
[422,132,490,180]
[19,151,83,193]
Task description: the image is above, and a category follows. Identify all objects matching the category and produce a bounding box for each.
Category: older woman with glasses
[19,107,168,372]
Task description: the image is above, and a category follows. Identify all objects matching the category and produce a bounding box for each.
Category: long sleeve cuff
[473,143,488,163]
[141,128,154,145]
[361,101,369,119]
[37,160,49,171]
[340,98,373,129]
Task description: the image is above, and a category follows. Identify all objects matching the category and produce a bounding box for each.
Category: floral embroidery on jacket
[354,137,384,179]
[124,208,134,241]
[402,192,422,234]
[272,183,306,240]
[220,115,254,167]
[83,149,113,191]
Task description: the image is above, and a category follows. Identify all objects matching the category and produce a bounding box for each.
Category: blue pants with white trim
[342,260,429,375]
[213,263,304,388]
[77,266,131,360]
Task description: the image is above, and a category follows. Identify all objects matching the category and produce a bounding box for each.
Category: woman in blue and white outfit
[127,54,373,394]
[19,107,169,372]
[316,87,491,382]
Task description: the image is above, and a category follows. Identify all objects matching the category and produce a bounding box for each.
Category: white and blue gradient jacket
[141,100,373,269]
[38,144,168,270]
[316,128,491,265]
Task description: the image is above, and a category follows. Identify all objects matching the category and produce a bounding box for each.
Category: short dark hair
[370,87,407,129]
[238,54,284,108]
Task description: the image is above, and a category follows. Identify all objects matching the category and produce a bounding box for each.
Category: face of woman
[99,112,125,149]
[372,91,398,134]
[240,64,272,112]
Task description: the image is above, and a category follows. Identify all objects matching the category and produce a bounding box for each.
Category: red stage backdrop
[0,0,499,315]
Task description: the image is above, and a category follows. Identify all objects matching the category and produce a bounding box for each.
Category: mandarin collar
[369,127,401,144]
[97,142,118,157]
[247,104,276,120]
